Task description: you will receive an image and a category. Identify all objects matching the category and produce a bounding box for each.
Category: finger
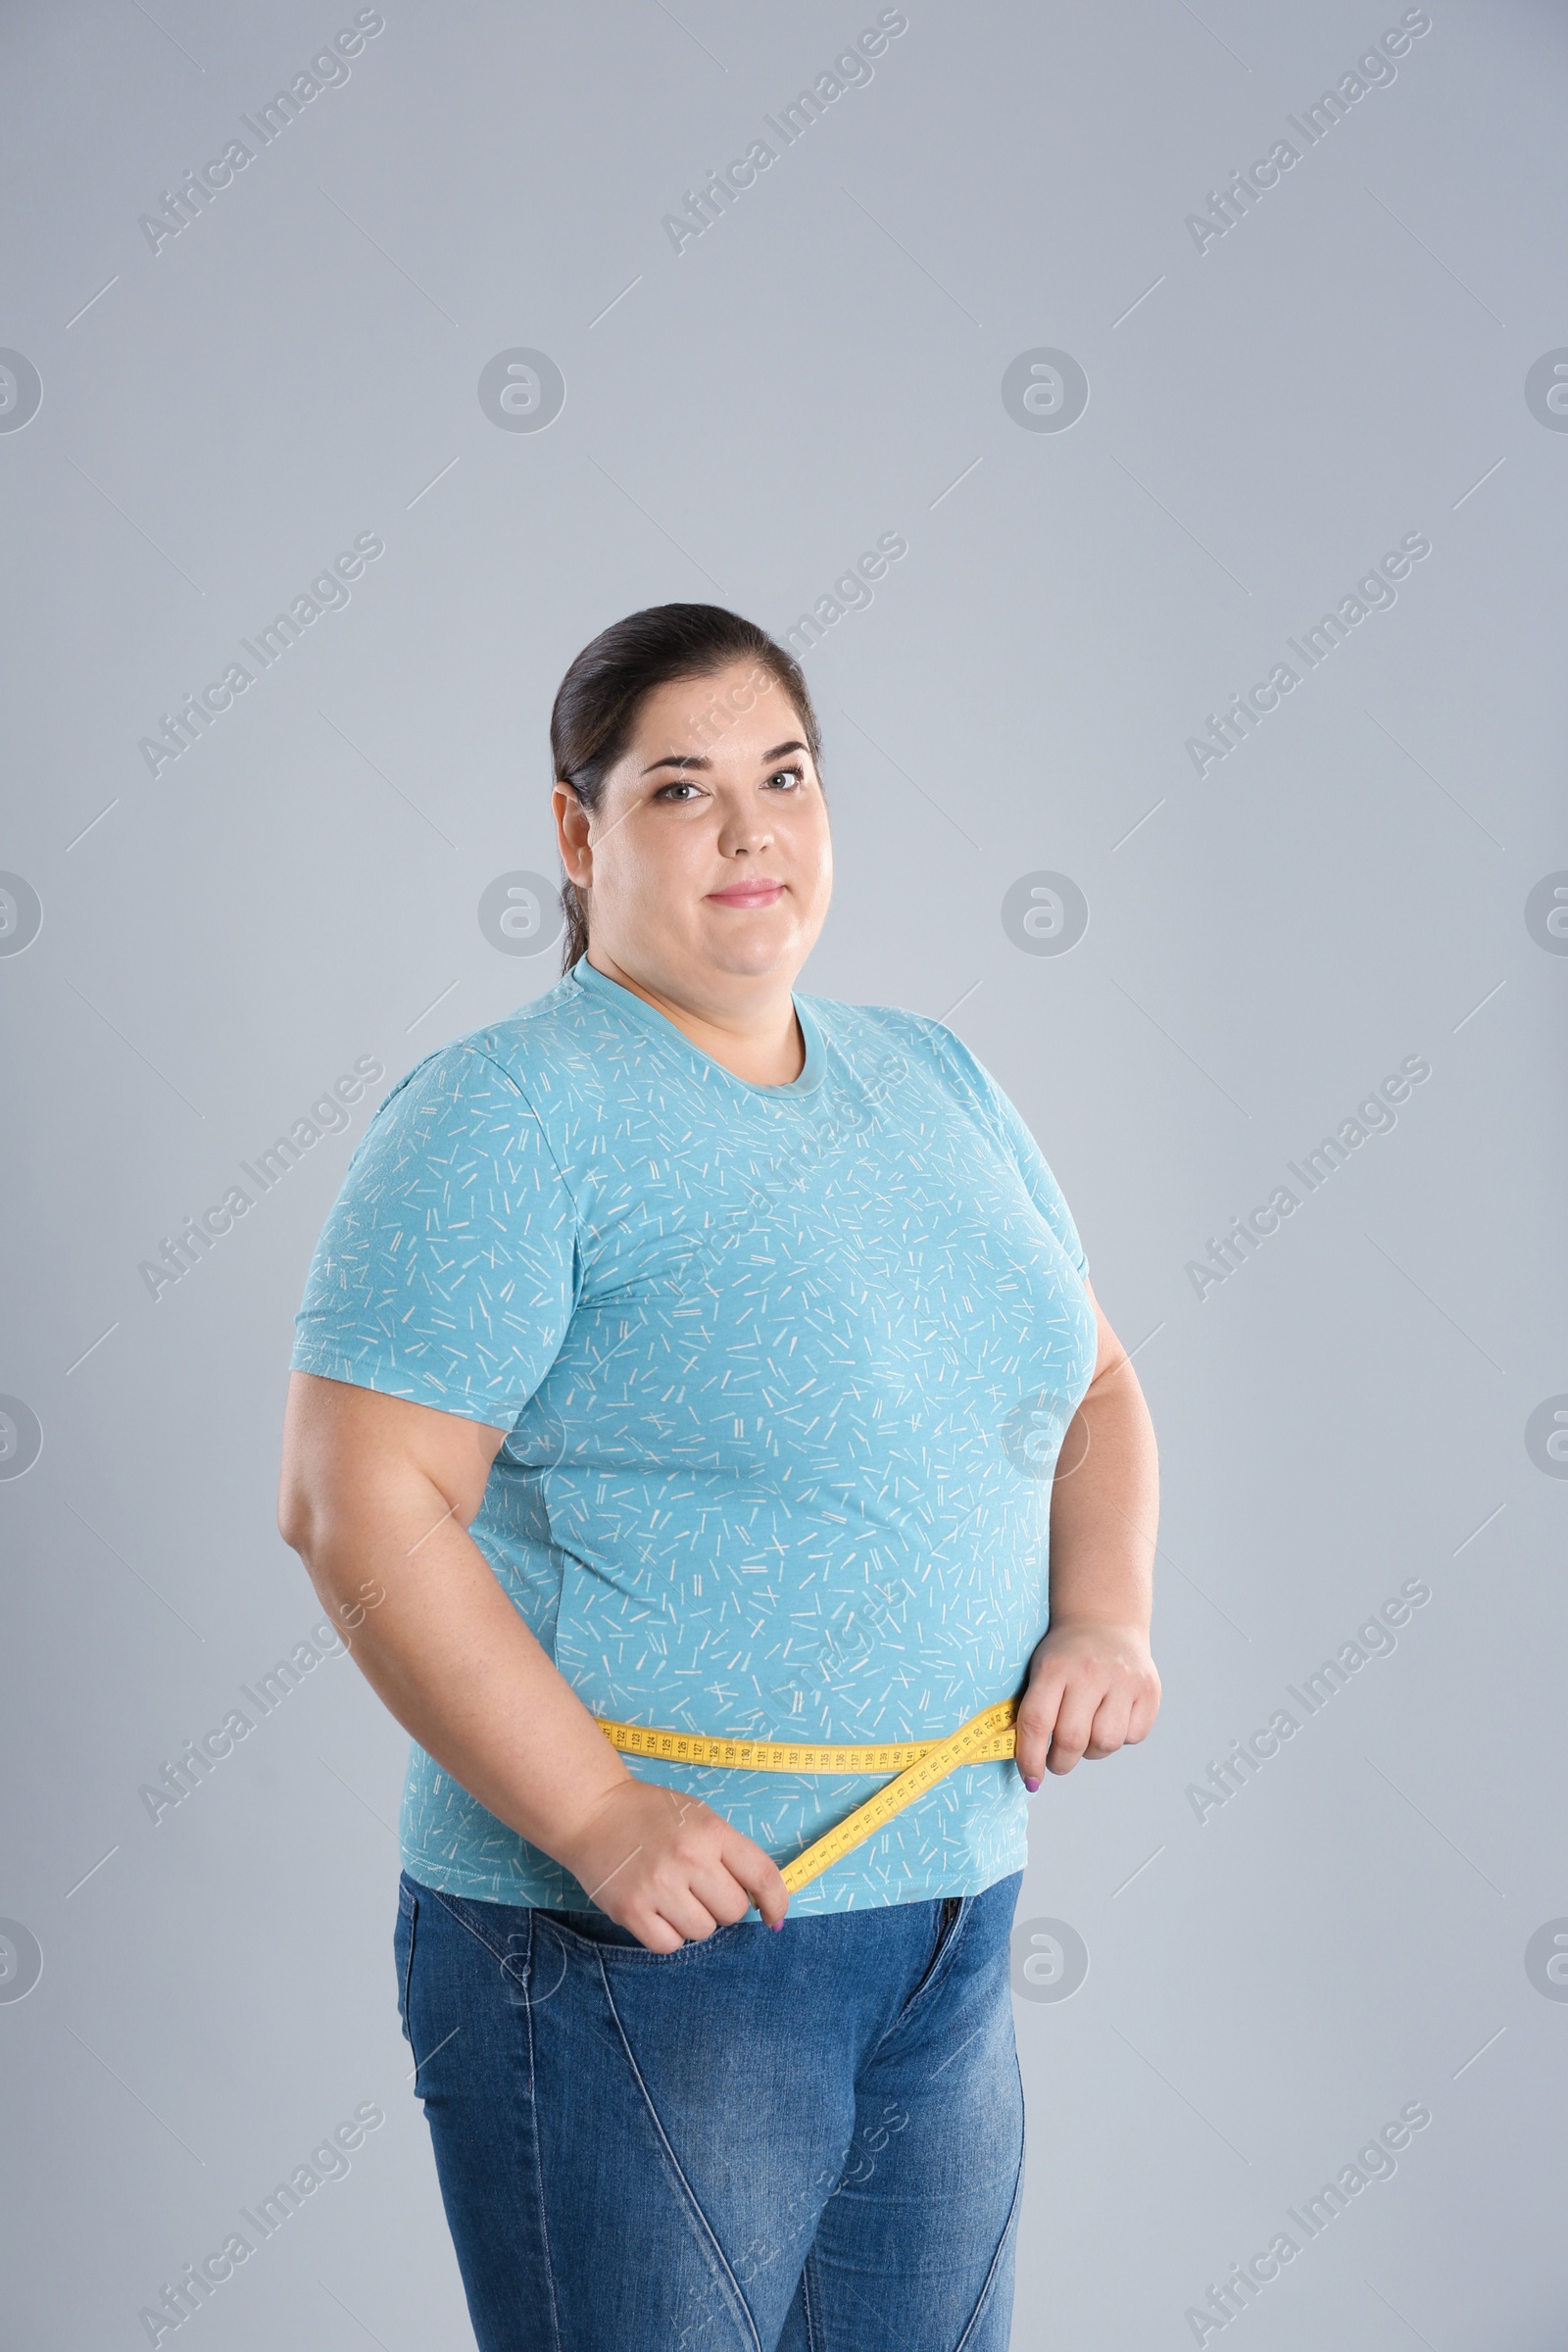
[628,1909,686,1954]
[655,1889,720,1944]
[1083,1690,1134,1758]
[1124,1685,1161,1744]
[1046,1690,1101,1774]
[686,1862,756,1931]
[1014,1672,1068,1787]
[724,1834,791,1929]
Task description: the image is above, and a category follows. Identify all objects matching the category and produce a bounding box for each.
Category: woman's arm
[1013,1284,1162,1784]
[277,1371,788,1948]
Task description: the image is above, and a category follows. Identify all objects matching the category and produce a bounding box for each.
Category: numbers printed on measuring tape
[598,1700,1021,1894]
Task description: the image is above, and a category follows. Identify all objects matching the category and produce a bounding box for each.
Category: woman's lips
[706,881,785,906]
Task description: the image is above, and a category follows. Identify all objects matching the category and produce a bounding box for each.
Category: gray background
[2,1,1564,2343]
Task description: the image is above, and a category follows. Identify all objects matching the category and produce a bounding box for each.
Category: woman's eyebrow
[640,739,808,778]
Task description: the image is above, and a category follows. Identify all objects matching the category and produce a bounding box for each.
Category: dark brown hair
[550,603,822,972]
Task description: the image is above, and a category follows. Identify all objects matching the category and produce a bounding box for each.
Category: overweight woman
[277,603,1160,2352]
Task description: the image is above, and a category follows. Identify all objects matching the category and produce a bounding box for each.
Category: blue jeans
[394,1868,1025,2351]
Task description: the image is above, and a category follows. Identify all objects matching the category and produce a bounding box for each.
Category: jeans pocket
[894,1894,966,2026]
[533,1905,752,1964]
[530,1904,643,1951]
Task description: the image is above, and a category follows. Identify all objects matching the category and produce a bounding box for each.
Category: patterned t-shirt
[290,956,1097,1914]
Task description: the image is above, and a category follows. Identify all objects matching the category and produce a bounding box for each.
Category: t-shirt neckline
[570,956,826,1098]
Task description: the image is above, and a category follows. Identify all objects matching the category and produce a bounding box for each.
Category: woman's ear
[552,781,592,886]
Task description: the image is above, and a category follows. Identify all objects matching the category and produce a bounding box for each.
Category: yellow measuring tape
[597,1698,1019,1893]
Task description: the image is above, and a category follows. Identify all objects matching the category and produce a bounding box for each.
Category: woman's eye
[765,765,805,790]
[655,780,701,802]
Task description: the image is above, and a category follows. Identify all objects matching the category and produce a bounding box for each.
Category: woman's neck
[586,950,806,1087]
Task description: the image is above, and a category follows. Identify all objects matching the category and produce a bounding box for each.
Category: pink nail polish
[1023,1775,1041,1792]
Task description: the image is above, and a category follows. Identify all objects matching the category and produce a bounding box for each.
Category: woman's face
[554,658,833,1003]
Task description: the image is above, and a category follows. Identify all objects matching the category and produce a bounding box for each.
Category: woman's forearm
[292,1466,633,1875]
[278,1372,788,1943]
[1014,1339,1161,1781]
[1047,1352,1158,1633]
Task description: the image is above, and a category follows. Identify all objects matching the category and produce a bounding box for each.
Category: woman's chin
[694,916,802,978]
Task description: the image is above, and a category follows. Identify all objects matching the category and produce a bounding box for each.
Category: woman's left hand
[1013,1619,1161,1788]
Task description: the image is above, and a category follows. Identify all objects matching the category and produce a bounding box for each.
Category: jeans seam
[520,1908,566,2352]
[423,1882,529,1973]
[799,2252,823,2352]
[951,2051,1025,2352]
[398,1889,420,2069]
[595,1951,763,2352]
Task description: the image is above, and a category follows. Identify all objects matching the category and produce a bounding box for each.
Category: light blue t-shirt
[290,956,1097,1914]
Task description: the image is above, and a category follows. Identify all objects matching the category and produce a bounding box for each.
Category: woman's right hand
[559,1778,791,1951]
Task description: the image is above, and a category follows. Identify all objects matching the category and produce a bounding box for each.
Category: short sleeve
[289,1043,577,1427]
[985,1079,1089,1279]
[913,1017,1090,1281]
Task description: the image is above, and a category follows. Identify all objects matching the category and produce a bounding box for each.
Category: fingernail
[769,1920,784,1933]
[1023,1776,1041,1792]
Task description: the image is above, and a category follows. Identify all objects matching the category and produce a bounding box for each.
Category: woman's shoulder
[460,974,612,1098]
[358,976,613,1135]
[803,992,1001,1108]
[802,991,947,1051]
